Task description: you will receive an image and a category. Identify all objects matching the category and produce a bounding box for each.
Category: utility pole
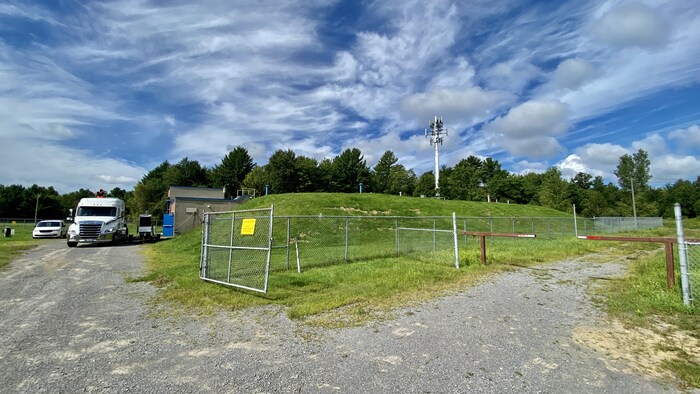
[34,194,41,225]
[425,116,447,196]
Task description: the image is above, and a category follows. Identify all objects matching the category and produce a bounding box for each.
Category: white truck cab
[67,198,128,247]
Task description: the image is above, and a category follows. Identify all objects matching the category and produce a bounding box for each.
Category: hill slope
[239,193,570,217]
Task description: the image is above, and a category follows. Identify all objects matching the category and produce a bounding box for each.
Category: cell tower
[425,115,447,193]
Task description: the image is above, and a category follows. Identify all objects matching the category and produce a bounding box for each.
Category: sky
[1,0,699,194]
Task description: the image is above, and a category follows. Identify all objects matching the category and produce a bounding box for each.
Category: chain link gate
[200,206,274,293]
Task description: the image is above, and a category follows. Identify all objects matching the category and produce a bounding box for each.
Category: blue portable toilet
[162,213,174,237]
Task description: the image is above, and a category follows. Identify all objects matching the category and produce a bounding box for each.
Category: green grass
[140,218,619,327]
[0,223,50,269]
[240,193,571,217]
[594,224,700,388]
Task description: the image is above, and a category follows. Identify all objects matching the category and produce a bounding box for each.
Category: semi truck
[66,197,129,247]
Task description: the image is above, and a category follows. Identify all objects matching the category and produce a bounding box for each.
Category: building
[166,186,249,235]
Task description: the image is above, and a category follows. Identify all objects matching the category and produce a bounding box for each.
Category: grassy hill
[238,193,571,217]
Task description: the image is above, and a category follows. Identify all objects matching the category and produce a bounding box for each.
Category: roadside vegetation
[137,194,630,324]
[0,223,45,269]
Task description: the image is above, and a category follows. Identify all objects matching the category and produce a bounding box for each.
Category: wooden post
[665,240,675,289]
[480,235,487,265]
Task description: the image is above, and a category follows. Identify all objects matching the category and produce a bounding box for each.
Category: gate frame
[200,205,274,293]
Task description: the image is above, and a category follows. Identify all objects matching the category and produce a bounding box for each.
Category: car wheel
[67,241,77,248]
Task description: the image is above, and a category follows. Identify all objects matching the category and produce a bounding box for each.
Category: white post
[452,212,460,269]
[573,204,578,238]
[674,203,690,306]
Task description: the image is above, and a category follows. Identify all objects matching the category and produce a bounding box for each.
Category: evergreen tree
[267,149,298,193]
[332,148,370,193]
[211,146,255,197]
[372,150,399,194]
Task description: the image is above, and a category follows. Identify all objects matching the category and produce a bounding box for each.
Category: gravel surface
[0,241,678,393]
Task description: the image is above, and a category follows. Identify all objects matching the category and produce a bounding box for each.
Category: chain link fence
[686,242,699,304]
[261,215,664,272]
[200,207,273,293]
[272,216,459,271]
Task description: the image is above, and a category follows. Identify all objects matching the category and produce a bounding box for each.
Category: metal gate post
[227,211,236,283]
[345,219,349,262]
[286,217,291,270]
[452,213,459,269]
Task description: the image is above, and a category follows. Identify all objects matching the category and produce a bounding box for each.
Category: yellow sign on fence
[240,218,256,235]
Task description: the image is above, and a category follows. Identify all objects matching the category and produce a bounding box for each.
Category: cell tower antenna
[425,115,447,194]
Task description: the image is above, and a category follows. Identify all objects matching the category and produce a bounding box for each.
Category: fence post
[548,220,551,239]
[675,203,691,306]
[345,219,349,262]
[452,212,459,269]
[573,204,578,238]
[395,219,399,257]
[433,218,437,251]
[286,217,291,270]
[490,218,493,234]
[464,218,467,246]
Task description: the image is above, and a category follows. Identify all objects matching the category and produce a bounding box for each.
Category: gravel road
[0,240,677,393]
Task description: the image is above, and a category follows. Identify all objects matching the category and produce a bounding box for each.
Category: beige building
[167,186,248,235]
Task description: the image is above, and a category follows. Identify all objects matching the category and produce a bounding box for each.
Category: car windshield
[37,221,61,227]
[76,206,117,217]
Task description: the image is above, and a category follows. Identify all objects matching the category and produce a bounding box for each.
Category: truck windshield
[76,206,117,217]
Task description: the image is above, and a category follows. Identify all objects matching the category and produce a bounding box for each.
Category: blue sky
[1,0,699,193]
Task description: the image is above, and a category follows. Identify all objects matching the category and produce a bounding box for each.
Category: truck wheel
[67,241,77,248]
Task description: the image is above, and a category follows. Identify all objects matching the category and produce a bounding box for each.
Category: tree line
[2,147,698,221]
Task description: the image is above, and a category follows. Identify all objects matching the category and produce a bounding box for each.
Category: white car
[32,220,68,239]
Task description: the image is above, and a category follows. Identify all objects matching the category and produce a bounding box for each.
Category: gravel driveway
[0,241,677,393]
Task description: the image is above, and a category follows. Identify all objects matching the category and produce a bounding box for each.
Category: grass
[239,192,571,217]
[0,223,53,269]
[594,223,700,388]
[139,216,619,326]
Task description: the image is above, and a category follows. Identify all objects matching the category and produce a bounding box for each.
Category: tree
[332,148,370,193]
[165,157,209,188]
[447,156,483,201]
[242,166,270,196]
[130,161,171,218]
[414,172,436,197]
[614,149,651,192]
[267,149,298,193]
[317,158,336,192]
[296,156,320,192]
[372,150,399,194]
[210,146,255,198]
[538,167,571,212]
[386,165,417,196]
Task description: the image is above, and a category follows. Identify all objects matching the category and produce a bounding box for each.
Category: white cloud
[1,135,145,193]
[555,142,626,180]
[552,58,597,90]
[485,99,569,158]
[484,58,542,93]
[632,133,668,156]
[400,87,513,127]
[669,124,700,149]
[512,160,550,175]
[488,99,570,138]
[652,155,700,183]
[592,2,670,49]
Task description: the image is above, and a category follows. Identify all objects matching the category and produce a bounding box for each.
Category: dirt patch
[338,207,392,216]
[573,318,700,384]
